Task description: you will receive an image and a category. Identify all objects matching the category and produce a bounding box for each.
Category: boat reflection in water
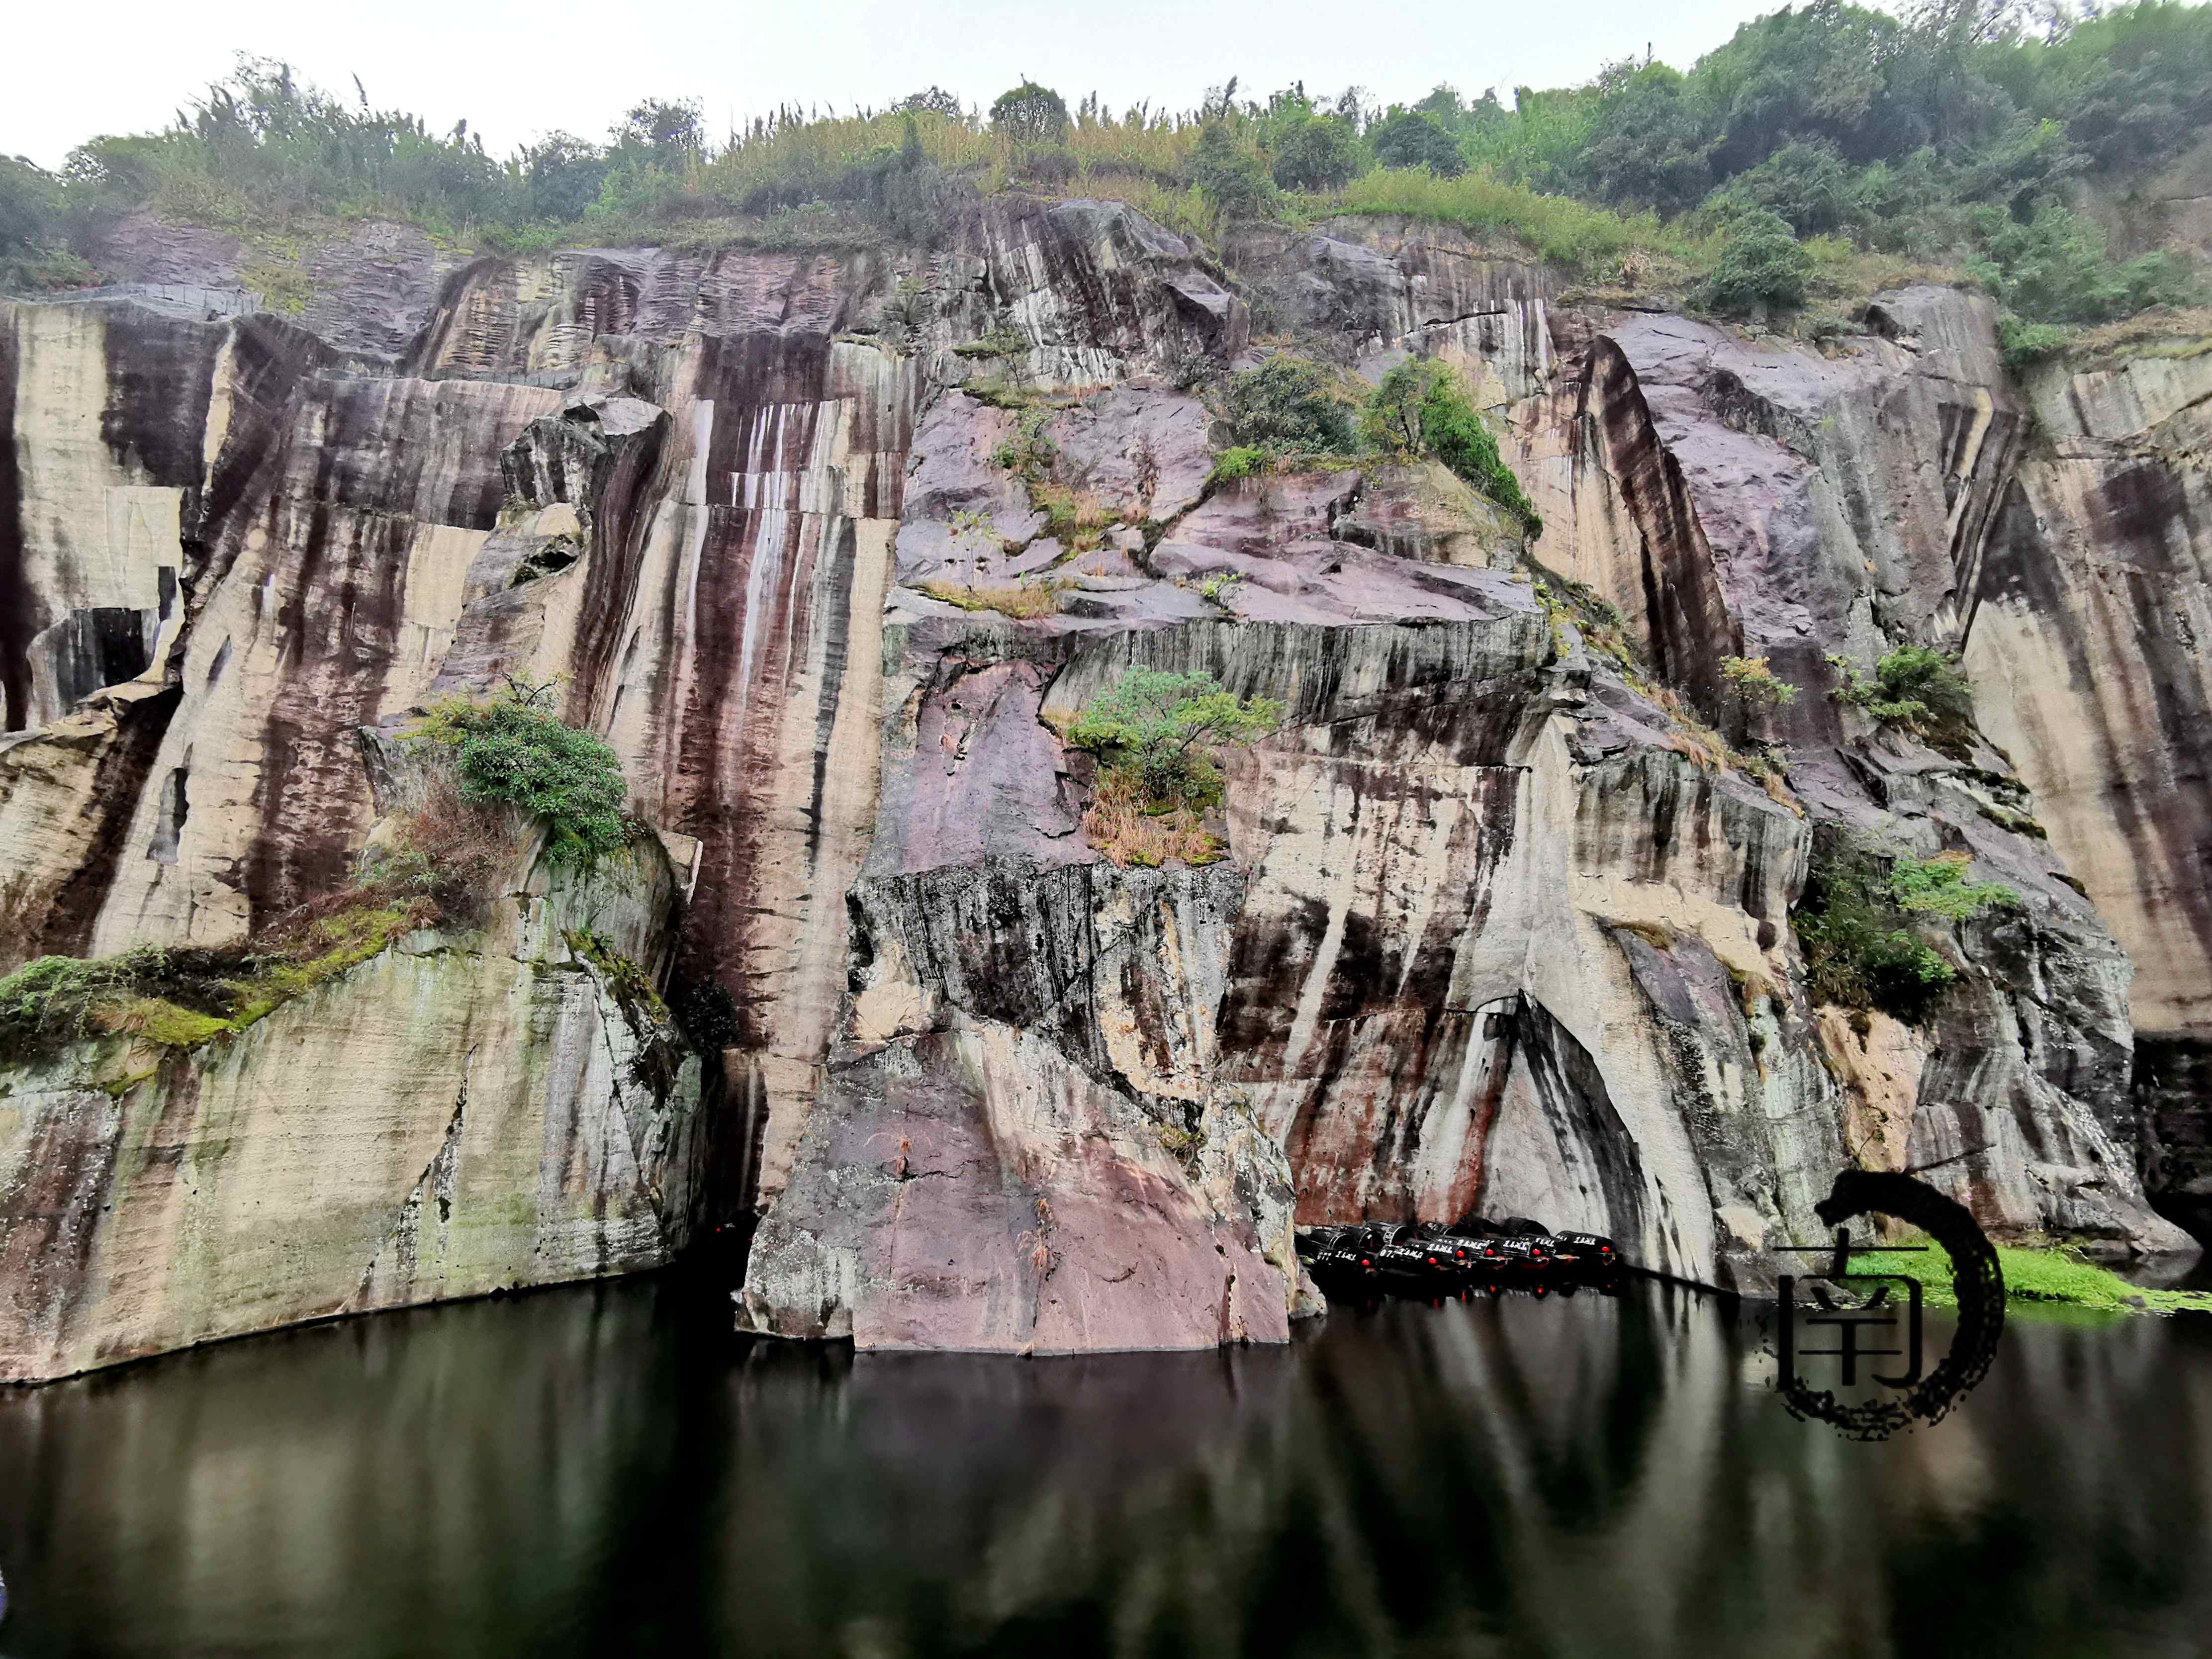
[0,1270,2209,1657]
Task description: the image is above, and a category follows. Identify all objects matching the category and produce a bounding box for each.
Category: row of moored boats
[1296,1215,1625,1300]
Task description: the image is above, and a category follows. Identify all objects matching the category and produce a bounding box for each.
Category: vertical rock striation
[1965,338,2212,1238]
[3,192,2205,1378]
[0,832,701,1384]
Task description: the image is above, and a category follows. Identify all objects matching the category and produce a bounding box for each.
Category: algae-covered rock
[0,836,701,1383]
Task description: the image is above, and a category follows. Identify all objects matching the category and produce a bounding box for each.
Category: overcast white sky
[8,0,1803,170]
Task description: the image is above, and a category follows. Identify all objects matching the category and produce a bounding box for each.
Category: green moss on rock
[0,904,428,1069]
[1853,1234,2212,1317]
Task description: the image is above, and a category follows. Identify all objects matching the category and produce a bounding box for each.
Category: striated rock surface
[0,833,702,1383]
[1961,332,2212,1240]
[3,192,2208,1377]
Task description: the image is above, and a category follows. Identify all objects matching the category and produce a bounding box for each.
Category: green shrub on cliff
[1360,359,1542,537]
[1966,203,2185,325]
[0,156,95,291]
[1796,874,1957,1023]
[1221,357,1358,455]
[1829,645,1977,751]
[1693,210,1814,315]
[989,83,1070,147]
[1065,671,1280,868]
[1367,110,1465,178]
[1067,670,1281,806]
[1794,844,2019,1023]
[1187,122,1277,223]
[1722,654,1799,708]
[1206,446,1270,485]
[0,688,637,1070]
[1270,115,1361,191]
[1888,851,2022,921]
[987,407,1058,479]
[1997,314,2075,368]
[406,683,633,870]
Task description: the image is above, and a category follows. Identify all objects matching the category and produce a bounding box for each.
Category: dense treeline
[1,0,2204,342]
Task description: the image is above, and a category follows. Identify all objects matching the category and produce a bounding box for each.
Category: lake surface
[1,1274,2209,1659]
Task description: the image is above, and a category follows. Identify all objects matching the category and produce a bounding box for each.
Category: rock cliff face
[2,195,2204,1377]
[0,829,702,1383]
[1975,342,2212,1242]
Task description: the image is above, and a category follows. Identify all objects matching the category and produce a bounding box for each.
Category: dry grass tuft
[1651,687,1733,772]
[2055,305,2212,369]
[1727,962,1779,1019]
[918,578,1066,619]
[1028,482,1135,551]
[1610,920,1678,951]
[1083,766,1226,869]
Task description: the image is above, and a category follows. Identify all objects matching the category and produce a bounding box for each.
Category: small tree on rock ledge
[405,679,635,871]
[1065,670,1281,867]
[1362,359,1542,538]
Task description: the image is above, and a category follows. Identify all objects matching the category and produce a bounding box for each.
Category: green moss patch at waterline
[1850,1235,2212,1318]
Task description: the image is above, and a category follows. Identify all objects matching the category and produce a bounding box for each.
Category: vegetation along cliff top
[4,0,2210,362]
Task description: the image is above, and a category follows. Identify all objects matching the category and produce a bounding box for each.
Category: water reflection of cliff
[0,1280,2208,1657]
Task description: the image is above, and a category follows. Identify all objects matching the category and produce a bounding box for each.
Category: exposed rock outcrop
[1503,274,2188,1255]
[0,830,701,1384]
[1960,332,2212,1241]
[4,192,2205,1378]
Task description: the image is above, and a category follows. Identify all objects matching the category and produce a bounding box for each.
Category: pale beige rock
[0,842,701,1384]
[601,338,910,1207]
[0,683,180,969]
[2027,350,2212,442]
[5,306,192,729]
[1964,349,2212,1047]
[1816,1007,1930,1173]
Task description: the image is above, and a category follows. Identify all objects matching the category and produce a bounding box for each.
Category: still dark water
[2,1276,2209,1659]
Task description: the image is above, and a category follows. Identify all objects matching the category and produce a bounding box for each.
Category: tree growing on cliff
[990,82,1071,146]
[1188,123,1276,224]
[515,133,611,223]
[893,87,965,120]
[1965,202,2182,323]
[1700,140,1864,238]
[1068,671,1281,805]
[1270,115,1362,190]
[1693,209,1814,316]
[1360,359,1542,537]
[1368,109,1466,177]
[1723,655,1799,708]
[612,99,706,167]
[406,682,634,870]
[0,155,91,291]
[1579,63,1714,214]
[1828,645,1977,751]
[1221,357,1358,456]
[0,157,60,259]
[1794,842,2018,1023]
[1066,672,1280,867]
